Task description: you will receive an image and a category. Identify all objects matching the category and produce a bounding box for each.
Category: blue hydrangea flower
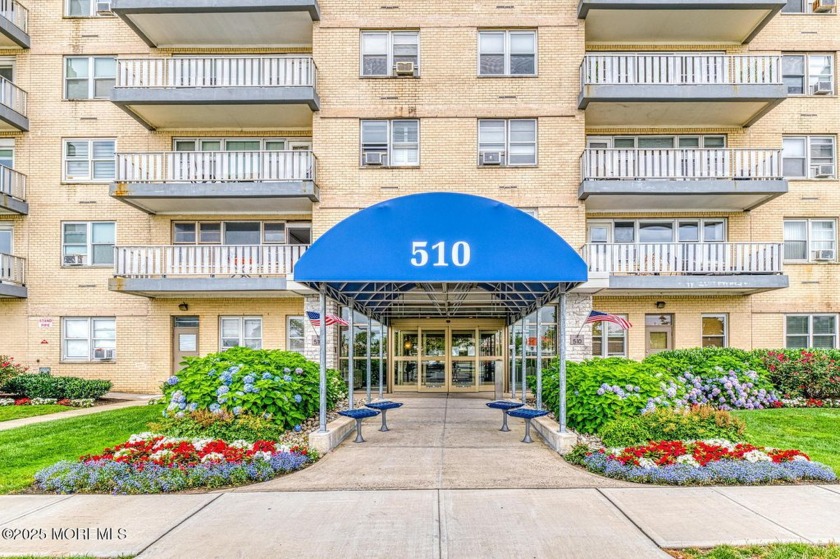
[232,406,243,416]
[217,385,230,395]
[295,368,304,375]
[178,402,186,410]
[262,373,273,380]
[243,375,255,385]
[283,375,292,382]
[294,424,302,432]
[294,394,302,403]
[187,403,198,412]
[166,376,179,386]
[209,403,221,412]
[284,368,291,374]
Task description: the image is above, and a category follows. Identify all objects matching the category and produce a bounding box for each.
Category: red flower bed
[608,440,810,468]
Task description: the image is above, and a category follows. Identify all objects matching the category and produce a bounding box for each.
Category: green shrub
[564,443,592,466]
[3,374,112,400]
[643,347,768,378]
[598,405,746,447]
[149,409,289,442]
[754,348,840,399]
[163,347,346,431]
[0,355,28,387]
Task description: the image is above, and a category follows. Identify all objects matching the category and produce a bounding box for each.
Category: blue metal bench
[485,400,524,432]
[338,408,381,443]
[506,408,550,443]
[364,401,404,432]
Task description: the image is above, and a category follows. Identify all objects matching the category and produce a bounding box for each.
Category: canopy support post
[510,322,517,399]
[378,321,384,399]
[557,292,567,434]
[366,315,372,403]
[520,317,527,404]
[318,287,327,433]
[536,308,542,410]
[348,304,354,410]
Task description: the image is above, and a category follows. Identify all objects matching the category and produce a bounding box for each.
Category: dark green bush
[598,405,746,447]
[753,348,840,399]
[598,416,651,447]
[3,374,111,400]
[149,410,289,442]
[642,347,768,378]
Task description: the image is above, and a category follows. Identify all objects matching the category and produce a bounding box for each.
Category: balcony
[0,0,29,48]
[111,150,318,214]
[0,253,26,298]
[111,56,319,130]
[0,165,26,214]
[580,54,786,128]
[110,0,319,48]
[0,78,27,131]
[578,242,788,295]
[109,244,308,298]
[580,148,787,211]
[578,0,785,45]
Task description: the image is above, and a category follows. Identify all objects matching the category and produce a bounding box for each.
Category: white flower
[201,452,225,463]
[128,432,157,443]
[191,438,214,452]
[150,449,174,462]
[743,450,772,463]
[229,440,251,449]
[700,439,736,451]
[638,457,658,469]
[676,454,700,468]
[114,448,133,458]
[252,451,272,461]
[792,455,809,462]
[608,448,623,457]
[152,436,188,449]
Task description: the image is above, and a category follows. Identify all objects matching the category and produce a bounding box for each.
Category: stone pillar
[564,293,593,362]
[303,294,339,370]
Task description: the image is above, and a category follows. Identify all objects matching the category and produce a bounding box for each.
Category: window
[173,138,304,151]
[361,31,419,77]
[587,219,727,243]
[478,119,537,166]
[784,219,836,261]
[287,316,305,353]
[64,57,116,100]
[782,136,836,179]
[0,138,14,169]
[592,317,628,358]
[66,0,114,17]
[786,315,837,349]
[782,0,835,13]
[702,314,728,348]
[62,317,116,361]
[478,30,536,76]
[62,222,115,266]
[783,54,834,95]
[63,139,116,182]
[360,120,419,167]
[220,317,262,350]
[172,221,311,245]
[587,135,726,149]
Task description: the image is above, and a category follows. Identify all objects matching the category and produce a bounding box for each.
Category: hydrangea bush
[162,347,346,431]
[643,369,779,413]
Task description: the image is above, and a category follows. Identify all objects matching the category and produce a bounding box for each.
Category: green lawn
[732,408,840,474]
[670,543,840,559]
[0,405,73,422]
[0,405,164,494]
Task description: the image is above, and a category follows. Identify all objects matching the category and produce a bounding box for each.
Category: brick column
[564,293,593,362]
[303,294,339,370]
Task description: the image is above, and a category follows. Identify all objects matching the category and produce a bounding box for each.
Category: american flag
[584,310,632,330]
[306,311,349,327]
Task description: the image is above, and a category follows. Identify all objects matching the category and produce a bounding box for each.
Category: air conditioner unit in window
[480,152,503,166]
[813,81,833,95]
[96,0,114,15]
[93,348,115,360]
[813,0,835,12]
[395,61,416,76]
[363,152,386,166]
[813,249,835,261]
[63,255,85,266]
[814,164,835,178]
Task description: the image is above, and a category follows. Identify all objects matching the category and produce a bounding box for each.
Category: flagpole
[348,305,354,410]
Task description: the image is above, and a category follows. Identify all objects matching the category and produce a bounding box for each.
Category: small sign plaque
[569,335,585,346]
[39,318,53,329]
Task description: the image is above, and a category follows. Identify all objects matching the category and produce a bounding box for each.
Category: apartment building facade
[0,0,837,394]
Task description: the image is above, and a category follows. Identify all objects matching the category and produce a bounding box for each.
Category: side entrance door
[645,313,674,356]
[172,316,200,371]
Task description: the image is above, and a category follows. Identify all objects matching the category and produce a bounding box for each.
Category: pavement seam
[437,489,445,559]
[595,488,670,550]
[815,485,840,496]
[0,495,75,526]
[711,487,814,544]
[134,493,224,558]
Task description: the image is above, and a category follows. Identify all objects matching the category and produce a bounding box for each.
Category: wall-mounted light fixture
[178,302,189,311]
[655,301,666,309]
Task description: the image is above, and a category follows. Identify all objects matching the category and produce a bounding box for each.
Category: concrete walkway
[0,393,156,432]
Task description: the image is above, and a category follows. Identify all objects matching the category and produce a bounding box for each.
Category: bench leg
[521,418,534,443]
[353,418,365,443]
[379,409,389,432]
[500,410,510,432]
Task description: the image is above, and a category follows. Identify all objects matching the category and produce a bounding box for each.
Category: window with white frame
[220,317,263,350]
[478,30,536,76]
[478,119,537,166]
[62,317,116,361]
[592,318,628,357]
[63,139,116,182]
[702,314,728,348]
[782,136,836,179]
[782,54,834,95]
[360,120,419,167]
[782,0,835,13]
[173,138,304,152]
[587,219,727,244]
[586,135,726,149]
[62,222,115,266]
[66,0,114,16]
[786,315,838,349]
[287,316,305,353]
[64,57,116,100]
[172,221,311,245]
[361,31,419,77]
[0,138,14,169]
[783,219,836,261]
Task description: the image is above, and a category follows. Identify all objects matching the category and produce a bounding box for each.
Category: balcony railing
[0,77,26,116]
[0,164,25,200]
[581,54,782,86]
[116,56,317,89]
[116,151,316,183]
[583,242,783,275]
[114,245,308,278]
[0,0,27,33]
[581,148,782,180]
[0,253,24,285]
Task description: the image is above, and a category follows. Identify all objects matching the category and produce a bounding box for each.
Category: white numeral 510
[411,241,471,267]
